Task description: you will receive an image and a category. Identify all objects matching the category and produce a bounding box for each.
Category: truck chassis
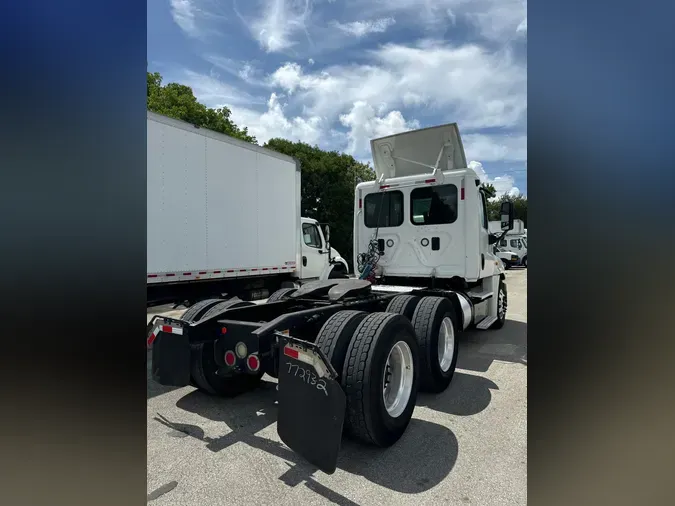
[148,276,506,473]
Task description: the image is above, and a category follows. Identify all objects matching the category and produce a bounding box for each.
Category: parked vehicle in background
[490,219,527,267]
[494,246,520,269]
[146,111,349,307]
[148,121,516,474]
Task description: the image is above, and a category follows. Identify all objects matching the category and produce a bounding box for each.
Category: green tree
[263,138,375,270]
[487,193,527,227]
[147,71,257,144]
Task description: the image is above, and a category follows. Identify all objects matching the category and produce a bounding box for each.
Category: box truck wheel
[522,256,527,268]
[386,295,421,321]
[342,313,419,447]
[490,280,508,330]
[315,310,368,382]
[267,288,297,303]
[411,297,460,393]
[190,342,262,396]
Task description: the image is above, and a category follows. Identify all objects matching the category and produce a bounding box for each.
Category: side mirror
[324,224,330,243]
[500,201,515,231]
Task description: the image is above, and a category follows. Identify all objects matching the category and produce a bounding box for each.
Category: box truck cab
[300,217,349,279]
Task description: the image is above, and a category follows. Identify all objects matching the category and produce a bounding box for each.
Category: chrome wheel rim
[382,340,414,418]
[438,317,455,372]
[498,287,507,320]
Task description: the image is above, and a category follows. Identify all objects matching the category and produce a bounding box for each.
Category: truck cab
[354,123,504,286]
[300,217,349,280]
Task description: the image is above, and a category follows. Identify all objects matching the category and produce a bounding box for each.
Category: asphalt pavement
[147,269,527,505]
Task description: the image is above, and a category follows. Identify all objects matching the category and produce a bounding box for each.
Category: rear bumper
[147,321,347,474]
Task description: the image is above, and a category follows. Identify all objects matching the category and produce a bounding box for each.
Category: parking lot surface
[147,269,527,505]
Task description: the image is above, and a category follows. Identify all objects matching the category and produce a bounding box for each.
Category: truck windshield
[522,238,527,248]
[364,191,404,228]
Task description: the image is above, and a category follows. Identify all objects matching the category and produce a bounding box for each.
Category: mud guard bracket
[277,334,346,474]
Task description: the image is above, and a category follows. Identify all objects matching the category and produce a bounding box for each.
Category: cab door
[300,221,327,279]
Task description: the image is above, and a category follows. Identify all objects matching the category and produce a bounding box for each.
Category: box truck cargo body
[146,112,348,306]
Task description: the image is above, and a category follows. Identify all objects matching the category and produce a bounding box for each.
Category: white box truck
[146,111,349,306]
[147,120,516,474]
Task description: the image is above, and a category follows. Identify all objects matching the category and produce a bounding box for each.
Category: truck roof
[147,111,299,168]
[370,122,467,180]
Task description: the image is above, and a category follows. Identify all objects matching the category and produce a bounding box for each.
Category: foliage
[487,193,528,227]
[264,138,375,270]
[147,72,257,144]
[481,183,497,198]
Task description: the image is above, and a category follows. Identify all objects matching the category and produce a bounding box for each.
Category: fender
[319,259,350,280]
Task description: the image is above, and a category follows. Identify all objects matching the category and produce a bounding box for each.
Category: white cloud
[339,101,420,157]
[268,40,526,130]
[332,17,396,37]
[243,0,314,53]
[469,161,521,198]
[462,133,527,162]
[517,18,527,33]
[230,93,325,145]
[203,55,267,87]
[170,0,198,37]
[308,58,315,65]
[180,70,266,107]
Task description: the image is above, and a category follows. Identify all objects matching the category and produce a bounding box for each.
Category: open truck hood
[370,123,467,180]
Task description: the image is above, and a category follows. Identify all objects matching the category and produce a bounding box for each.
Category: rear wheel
[181,298,226,323]
[411,297,460,393]
[267,287,297,302]
[342,313,419,447]
[522,256,527,268]
[315,310,368,380]
[386,294,421,321]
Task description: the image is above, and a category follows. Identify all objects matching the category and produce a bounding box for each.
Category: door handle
[302,256,307,266]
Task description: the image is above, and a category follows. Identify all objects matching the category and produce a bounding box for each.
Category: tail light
[247,354,260,372]
[224,350,236,367]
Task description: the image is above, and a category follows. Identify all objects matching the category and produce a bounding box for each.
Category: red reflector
[425,178,436,183]
[461,187,465,200]
[161,325,172,333]
[213,270,221,274]
[273,267,279,270]
[251,268,258,271]
[165,273,175,277]
[147,274,158,278]
[240,269,246,272]
[226,270,234,273]
[221,327,228,334]
[183,272,191,276]
[247,354,260,371]
[284,346,299,359]
[262,268,269,271]
[199,271,207,275]
[380,185,390,189]
[224,351,236,366]
[358,198,362,209]
[147,333,157,346]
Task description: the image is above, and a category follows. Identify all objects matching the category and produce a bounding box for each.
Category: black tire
[504,262,511,270]
[315,310,368,380]
[490,280,507,330]
[342,313,420,447]
[181,298,225,322]
[199,299,253,320]
[190,342,262,396]
[522,256,527,268]
[386,295,421,321]
[411,296,460,393]
[267,287,297,302]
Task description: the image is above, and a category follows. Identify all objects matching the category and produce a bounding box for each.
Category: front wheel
[342,313,420,447]
[490,280,508,330]
[522,256,527,268]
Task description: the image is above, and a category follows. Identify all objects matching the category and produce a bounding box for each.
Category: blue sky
[148,0,527,196]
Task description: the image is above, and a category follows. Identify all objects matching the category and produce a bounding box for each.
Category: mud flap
[151,331,191,386]
[277,336,346,474]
